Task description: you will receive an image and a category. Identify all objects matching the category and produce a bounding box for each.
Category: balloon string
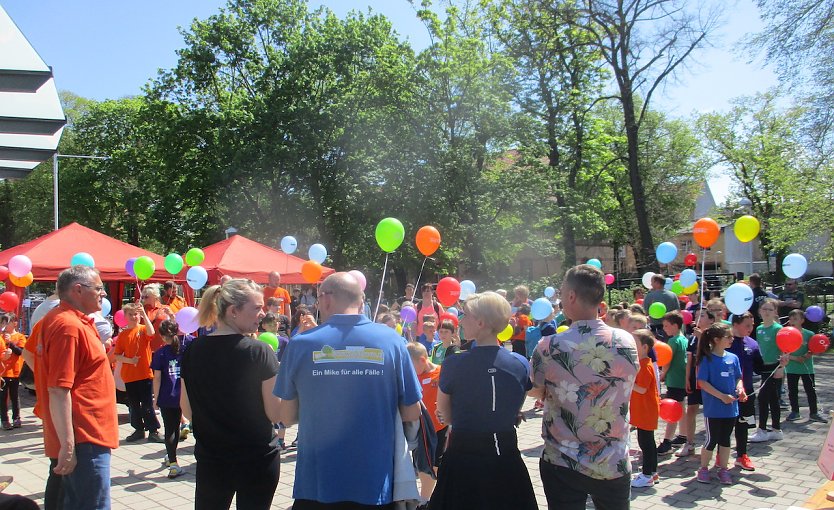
[374,252,389,320]
[696,248,707,326]
[412,257,429,303]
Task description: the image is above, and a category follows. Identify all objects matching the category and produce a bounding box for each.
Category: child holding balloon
[630,330,661,488]
[678,309,717,457]
[0,314,26,430]
[657,311,689,455]
[750,299,786,442]
[785,309,827,423]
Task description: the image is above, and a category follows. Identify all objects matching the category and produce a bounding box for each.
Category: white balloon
[782,253,808,279]
[280,236,298,254]
[308,243,328,264]
[642,272,655,289]
[459,280,477,300]
[725,283,754,315]
[186,266,208,290]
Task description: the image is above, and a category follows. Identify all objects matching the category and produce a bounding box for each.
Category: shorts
[665,387,686,402]
[704,416,735,451]
[687,388,702,406]
[737,394,757,429]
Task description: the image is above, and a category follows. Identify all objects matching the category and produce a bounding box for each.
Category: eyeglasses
[79,283,106,293]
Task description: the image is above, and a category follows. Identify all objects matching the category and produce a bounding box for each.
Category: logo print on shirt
[312,345,384,364]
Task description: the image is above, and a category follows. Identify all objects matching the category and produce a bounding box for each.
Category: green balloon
[671,281,684,296]
[649,302,667,320]
[185,248,205,266]
[134,256,156,280]
[164,253,184,275]
[375,217,405,253]
[258,332,279,352]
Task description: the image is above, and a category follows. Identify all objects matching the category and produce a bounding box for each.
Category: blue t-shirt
[697,351,741,419]
[274,315,422,505]
[150,336,192,408]
[276,334,290,363]
[439,345,532,433]
[417,332,440,353]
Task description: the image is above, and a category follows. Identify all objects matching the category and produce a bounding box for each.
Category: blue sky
[4,0,777,204]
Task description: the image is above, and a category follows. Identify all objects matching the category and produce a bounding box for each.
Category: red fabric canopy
[201,235,335,285]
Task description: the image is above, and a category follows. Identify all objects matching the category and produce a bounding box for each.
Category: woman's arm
[180,381,192,421]
[261,376,282,423]
[435,389,452,427]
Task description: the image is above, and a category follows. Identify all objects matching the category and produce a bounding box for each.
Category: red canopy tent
[201,234,335,284]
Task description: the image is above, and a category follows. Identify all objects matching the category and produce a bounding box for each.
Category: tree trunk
[621,92,656,272]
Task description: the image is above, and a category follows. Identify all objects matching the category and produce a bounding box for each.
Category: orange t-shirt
[264,286,291,316]
[163,295,186,315]
[630,357,660,431]
[419,365,444,432]
[24,321,44,418]
[1,332,27,378]
[144,305,168,351]
[42,303,119,458]
[511,314,533,341]
[113,325,154,383]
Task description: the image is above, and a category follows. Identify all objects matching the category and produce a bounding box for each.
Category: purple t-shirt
[276,335,290,363]
[151,337,193,408]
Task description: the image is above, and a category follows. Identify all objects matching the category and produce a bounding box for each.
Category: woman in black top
[181,279,281,510]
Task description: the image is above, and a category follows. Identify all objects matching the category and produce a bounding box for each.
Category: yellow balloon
[734,215,760,243]
[497,323,514,342]
[556,325,569,334]
[684,282,699,295]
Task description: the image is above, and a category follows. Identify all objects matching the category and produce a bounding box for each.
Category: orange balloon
[301,260,323,284]
[415,226,441,257]
[655,341,673,367]
[9,272,34,287]
[693,217,720,249]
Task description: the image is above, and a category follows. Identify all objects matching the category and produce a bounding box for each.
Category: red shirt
[630,358,660,431]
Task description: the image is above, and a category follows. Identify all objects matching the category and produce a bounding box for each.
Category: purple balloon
[805,305,825,323]
[400,306,417,323]
[175,306,200,334]
[125,257,137,278]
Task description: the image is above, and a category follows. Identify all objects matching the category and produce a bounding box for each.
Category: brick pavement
[2,354,833,509]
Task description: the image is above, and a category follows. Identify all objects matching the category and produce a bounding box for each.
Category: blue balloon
[655,242,678,264]
[587,258,602,269]
[280,236,298,254]
[186,266,208,290]
[679,269,698,288]
[447,307,459,316]
[725,283,754,315]
[544,286,555,298]
[805,306,825,323]
[664,278,673,290]
[71,252,95,268]
[531,297,554,321]
[101,298,111,316]
[460,280,477,299]
[308,243,327,264]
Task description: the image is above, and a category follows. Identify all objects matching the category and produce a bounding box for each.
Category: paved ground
[3,354,833,509]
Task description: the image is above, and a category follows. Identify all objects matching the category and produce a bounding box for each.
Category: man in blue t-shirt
[274,273,422,508]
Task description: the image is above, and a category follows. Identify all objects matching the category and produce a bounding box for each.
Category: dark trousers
[159,407,182,464]
[636,428,657,475]
[123,379,159,433]
[195,453,279,510]
[540,460,630,510]
[0,377,20,421]
[788,373,818,414]
[0,494,38,510]
[45,458,64,510]
[736,395,755,456]
[293,502,395,510]
[758,367,783,430]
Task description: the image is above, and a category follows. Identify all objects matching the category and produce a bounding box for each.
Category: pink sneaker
[718,468,732,485]
[696,467,710,483]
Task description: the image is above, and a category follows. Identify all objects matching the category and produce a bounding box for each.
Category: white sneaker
[675,443,694,457]
[631,473,655,488]
[768,429,783,441]
[749,428,770,443]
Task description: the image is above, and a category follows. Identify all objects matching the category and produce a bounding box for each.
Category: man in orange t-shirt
[41,265,118,508]
[1,313,27,430]
[161,281,186,314]
[264,271,292,316]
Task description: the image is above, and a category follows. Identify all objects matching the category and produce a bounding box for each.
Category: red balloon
[0,266,8,280]
[655,341,673,367]
[659,398,683,423]
[776,326,804,353]
[435,277,461,307]
[0,292,19,312]
[674,273,681,281]
[440,312,459,328]
[684,253,697,267]
[681,310,693,325]
[809,334,830,355]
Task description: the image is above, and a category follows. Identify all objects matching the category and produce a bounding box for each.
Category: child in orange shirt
[510,303,533,356]
[0,313,27,430]
[630,329,660,488]
[407,342,444,506]
[113,303,162,443]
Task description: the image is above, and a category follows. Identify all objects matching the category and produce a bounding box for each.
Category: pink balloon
[348,270,367,291]
[113,309,128,328]
[681,310,693,326]
[175,306,200,335]
[604,273,615,285]
[8,255,32,278]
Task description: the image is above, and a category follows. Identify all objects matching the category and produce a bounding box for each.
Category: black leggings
[704,417,735,451]
[758,366,783,430]
[159,407,182,464]
[0,377,20,421]
[788,373,818,414]
[195,453,280,510]
[124,379,159,433]
[636,428,657,475]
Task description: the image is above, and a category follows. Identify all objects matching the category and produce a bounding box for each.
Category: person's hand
[737,389,748,402]
[435,408,445,426]
[1,349,10,361]
[54,444,77,475]
[693,327,702,339]
[779,353,790,367]
[298,314,317,333]
[509,317,517,327]
[721,393,738,405]
[131,356,140,365]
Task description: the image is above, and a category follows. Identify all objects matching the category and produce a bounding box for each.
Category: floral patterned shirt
[531,319,638,480]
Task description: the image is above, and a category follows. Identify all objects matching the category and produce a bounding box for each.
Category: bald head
[268,271,281,287]
[322,273,363,305]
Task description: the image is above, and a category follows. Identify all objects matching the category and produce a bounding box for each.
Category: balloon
[164,254,184,275]
[186,266,208,290]
[587,258,602,269]
[642,272,655,289]
[308,244,328,264]
[725,283,754,315]
[125,257,137,278]
[185,248,205,267]
[301,261,323,283]
[683,282,699,295]
[440,312,459,328]
[659,398,683,422]
[544,286,555,298]
[497,324,513,342]
[133,256,155,280]
[0,266,7,280]
[113,309,127,328]
[805,306,825,323]
[684,253,697,267]
[101,298,112,317]
[447,307,459,316]
[656,242,678,264]
[693,217,720,249]
[734,215,760,243]
[459,280,477,300]
[809,334,830,354]
[436,277,461,307]
[776,326,803,353]
[375,217,405,253]
[531,297,553,321]
[400,306,417,323]
[681,310,693,326]
[654,342,673,367]
[649,302,667,320]
[347,270,366,290]
[8,255,31,278]
[0,292,19,312]
[280,236,298,254]
[556,325,569,334]
[782,253,808,279]
[679,269,697,288]
[9,272,33,287]
[71,252,95,268]
[664,278,673,291]
[258,332,280,351]
[670,281,684,296]
[416,226,442,257]
[604,273,615,285]
[175,307,200,335]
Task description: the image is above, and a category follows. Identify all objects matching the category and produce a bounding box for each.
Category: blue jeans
[63,443,111,510]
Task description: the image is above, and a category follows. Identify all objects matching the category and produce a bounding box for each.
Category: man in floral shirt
[530,264,638,510]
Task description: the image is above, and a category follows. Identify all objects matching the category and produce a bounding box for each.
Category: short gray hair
[141,283,161,300]
[56,266,100,300]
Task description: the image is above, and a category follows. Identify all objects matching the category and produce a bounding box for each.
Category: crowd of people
[0,264,829,510]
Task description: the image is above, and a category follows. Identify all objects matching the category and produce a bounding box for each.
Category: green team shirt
[756,322,783,364]
[786,328,815,375]
[665,333,688,389]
